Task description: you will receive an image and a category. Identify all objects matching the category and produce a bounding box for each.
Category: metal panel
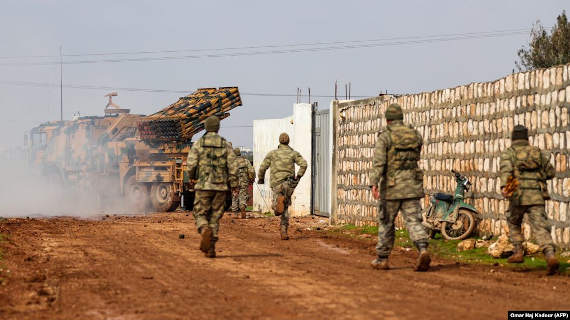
[313,109,330,216]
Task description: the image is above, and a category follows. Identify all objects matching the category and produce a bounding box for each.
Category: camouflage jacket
[500,140,554,205]
[186,132,238,191]
[258,144,307,188]
[370,120,424,200]
[236,156,255,188]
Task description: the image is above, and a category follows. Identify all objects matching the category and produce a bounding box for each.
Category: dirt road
[0,213,569,320]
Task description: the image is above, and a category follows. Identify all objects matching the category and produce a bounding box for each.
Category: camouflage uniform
[231,148,255,217]
[186,116,238,257]
[369,104,430,271]
[500,125,558,274]
[258,133,307,239]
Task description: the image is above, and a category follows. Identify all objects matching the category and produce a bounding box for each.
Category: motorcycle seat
[434,193,453,202]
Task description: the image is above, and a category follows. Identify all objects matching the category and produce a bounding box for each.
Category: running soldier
[186,116,238,258]
[369,103,431,271]
[231,148,255,219]
[500,125,559,275]
[257,133,307,240]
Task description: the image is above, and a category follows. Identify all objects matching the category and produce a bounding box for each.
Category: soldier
[369,103,431,271]
[500,125,559,275]
[231,148,255,219]
[257,133,307,240]
[186,116,238,258]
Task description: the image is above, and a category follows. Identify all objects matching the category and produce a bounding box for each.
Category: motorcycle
[422,170,479,240]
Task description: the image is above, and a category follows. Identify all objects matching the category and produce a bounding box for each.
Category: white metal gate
[312,108,330,217]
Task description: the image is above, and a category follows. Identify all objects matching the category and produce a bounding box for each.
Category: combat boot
[414,242,431,272]
[544,248,559,276]
[280,226,289,240]
[507,243,524,264]
[371,257,389,270]
[206,239,216,258]
[275,195,286,216]
[199,227,213,253]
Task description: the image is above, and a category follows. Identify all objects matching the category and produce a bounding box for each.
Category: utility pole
[60,45,63,121]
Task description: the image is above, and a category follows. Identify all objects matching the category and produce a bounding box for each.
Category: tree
[516,10,570,71]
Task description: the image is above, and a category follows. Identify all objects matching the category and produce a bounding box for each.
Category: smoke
[0,147,140,218]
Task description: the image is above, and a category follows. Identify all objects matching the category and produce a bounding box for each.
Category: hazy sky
[0,0,568,149]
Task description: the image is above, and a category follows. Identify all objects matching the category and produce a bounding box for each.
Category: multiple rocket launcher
[138,87,242,142]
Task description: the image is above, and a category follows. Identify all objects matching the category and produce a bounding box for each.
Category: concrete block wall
[253,103,312,216]
[331,64,570,248]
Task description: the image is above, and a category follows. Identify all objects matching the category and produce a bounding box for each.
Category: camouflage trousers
[376,198,429,257]
[231,185,249,212]
[271,178,298,229]
[193,190,226,239]
[507,204,554,251]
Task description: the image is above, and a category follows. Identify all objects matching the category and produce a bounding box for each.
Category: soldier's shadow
[216,253,284,259]
[428,263,462,271]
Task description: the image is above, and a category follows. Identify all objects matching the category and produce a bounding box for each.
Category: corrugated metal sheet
[314,109,330,216]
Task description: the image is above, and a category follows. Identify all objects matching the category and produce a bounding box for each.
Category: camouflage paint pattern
[370,120,424,200]
[231,187,249,212]
[186,132,238,191]
[193,190,226,238]
[271,178,299,229]
[500,139,556,252]
[27,114,144,189]
[499,140,555,206]
[507,204,554,251]
[258,144,307,188]
[230,155,255,211]
[376,199,429,257]
[141,87,242,142]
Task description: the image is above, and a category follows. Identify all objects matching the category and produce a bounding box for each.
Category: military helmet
[279,132,290,145]
[512,125,529,141]
[234,148,241,156]
[385,103,403,121]
[204,116,220,132]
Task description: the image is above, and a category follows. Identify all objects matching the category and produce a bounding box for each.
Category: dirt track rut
[0,213,569,320]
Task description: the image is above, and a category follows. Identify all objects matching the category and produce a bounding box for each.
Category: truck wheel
[440,209,475,240]
[125,175,149,212]
[150,183,179,212]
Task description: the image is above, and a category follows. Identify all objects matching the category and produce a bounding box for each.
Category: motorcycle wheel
[440,209,475,240]
[421,207,437,239]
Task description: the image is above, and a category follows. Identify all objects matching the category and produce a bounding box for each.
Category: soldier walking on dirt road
[369,104,431,272]
[186,116,238,258]
[500,125,559,275]
[257,133,307,240]
[231,148,255,219]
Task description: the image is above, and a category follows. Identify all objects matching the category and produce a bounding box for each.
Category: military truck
[26,87,242,212]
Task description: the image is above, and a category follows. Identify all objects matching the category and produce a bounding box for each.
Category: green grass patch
[246,206,253,211]
[339,224,357,231]
[326,224,569,274]
[429,237,569,274]
[361,225,378,235]
[395,229,414,248]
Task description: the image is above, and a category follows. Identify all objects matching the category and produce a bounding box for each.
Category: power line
[0,28,530,60]
[0,29,530,66]
[0,80,377,98]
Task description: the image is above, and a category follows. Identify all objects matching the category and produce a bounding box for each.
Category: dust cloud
[0,147,138,218]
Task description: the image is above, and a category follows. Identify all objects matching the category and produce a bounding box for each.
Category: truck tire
[125,175,149,212]
[150,183,179,212]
